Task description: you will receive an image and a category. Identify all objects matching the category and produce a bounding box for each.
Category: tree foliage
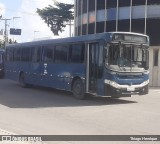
[0,39,17,48]
[0,40,5,48]
[37,1,74,35]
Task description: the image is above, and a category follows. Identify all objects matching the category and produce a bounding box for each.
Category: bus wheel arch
[71,77,85,100]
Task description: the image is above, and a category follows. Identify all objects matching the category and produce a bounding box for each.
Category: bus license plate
[127,87,135,91]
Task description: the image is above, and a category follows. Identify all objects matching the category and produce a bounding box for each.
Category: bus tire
[19,73,27,88]
[72,79,85,100]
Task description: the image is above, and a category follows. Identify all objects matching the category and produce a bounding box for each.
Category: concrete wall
[149,46,160,87]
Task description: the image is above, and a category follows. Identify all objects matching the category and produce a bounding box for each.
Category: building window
[107,8,117,21]
[147,0,160,5]
[88,23,95,34]
[82,0,87,13]
[153,49,159,66]
[89,0,95,12]
[106,0,117,9]
[97,0,105,10]
[132,0,146,6]
[82,24,87,35]
[118,0,131,7]
[78,0,82,16]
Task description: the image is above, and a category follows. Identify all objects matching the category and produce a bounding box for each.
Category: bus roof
[6,32,149,48]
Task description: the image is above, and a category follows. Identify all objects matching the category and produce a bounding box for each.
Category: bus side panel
[28,62,43,86]
[5,62,20,81]
[40,63,86,91]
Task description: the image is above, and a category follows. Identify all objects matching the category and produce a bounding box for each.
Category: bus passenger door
[86,42,104,95]
[88,43,99,93]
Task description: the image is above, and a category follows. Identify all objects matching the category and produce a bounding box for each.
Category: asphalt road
[0,79,160,144]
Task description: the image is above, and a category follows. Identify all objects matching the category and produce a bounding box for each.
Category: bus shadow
[0,82,137,108]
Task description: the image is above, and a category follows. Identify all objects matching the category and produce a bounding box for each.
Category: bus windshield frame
[105,42,149,72]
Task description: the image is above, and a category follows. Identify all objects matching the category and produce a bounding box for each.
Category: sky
[0,0,74,42]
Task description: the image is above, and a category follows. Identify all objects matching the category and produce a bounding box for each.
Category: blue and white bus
[0,48,5,78]
[5,32,149,99]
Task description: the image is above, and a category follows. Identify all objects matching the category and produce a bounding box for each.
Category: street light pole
[1,18,11,48]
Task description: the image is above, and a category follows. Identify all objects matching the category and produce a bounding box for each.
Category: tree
[0,40,5,48]
[37,1,74,35]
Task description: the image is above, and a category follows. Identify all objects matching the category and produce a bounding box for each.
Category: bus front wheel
[72,79,85,100]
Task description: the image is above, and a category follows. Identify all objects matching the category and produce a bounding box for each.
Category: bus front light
[105,80,119,89]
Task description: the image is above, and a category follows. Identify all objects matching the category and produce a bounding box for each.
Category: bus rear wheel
[72,79,85,100]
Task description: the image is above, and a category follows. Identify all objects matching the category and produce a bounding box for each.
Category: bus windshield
[105,43,149,72]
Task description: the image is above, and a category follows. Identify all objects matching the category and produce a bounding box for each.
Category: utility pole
[1,18,11,48]
[13,17,21,42]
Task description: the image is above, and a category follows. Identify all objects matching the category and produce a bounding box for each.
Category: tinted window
[119,0,131,7]
[54,45,69,63]
[89,0,95,11]
[107,0,117,8]
[21,48,30,61]
[88,23,95,34]
[78,0,82,15]
[6,48,13,61]
[97,0,105,10]
[31,47,41,62]
[70,44,85,63]
[132,0,146,6]
[147,0,160,5]
[82,0,87,13]
[43,45,54,62]
[13,48,21,61]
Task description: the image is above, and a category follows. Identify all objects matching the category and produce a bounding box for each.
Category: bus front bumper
[104,80,149,97]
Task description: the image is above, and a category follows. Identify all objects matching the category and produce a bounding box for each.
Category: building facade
[74,0,160,87]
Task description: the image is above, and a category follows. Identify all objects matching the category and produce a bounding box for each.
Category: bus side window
[6,48,13,62]
[21,47,30,62]
[54,45,69,63]
[13,48,21,61]
[31,47,41,62]
[70,43,85,63]
[42,45,54,63]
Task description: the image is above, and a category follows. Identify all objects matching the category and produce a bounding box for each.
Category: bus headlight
[104,80,119,88]
[141,80,149,86]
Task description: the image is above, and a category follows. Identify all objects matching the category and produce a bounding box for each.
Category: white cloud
[14,0,74,42]
[0,2,5,15]
[13,0,53,42]
[0,0,74,42]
